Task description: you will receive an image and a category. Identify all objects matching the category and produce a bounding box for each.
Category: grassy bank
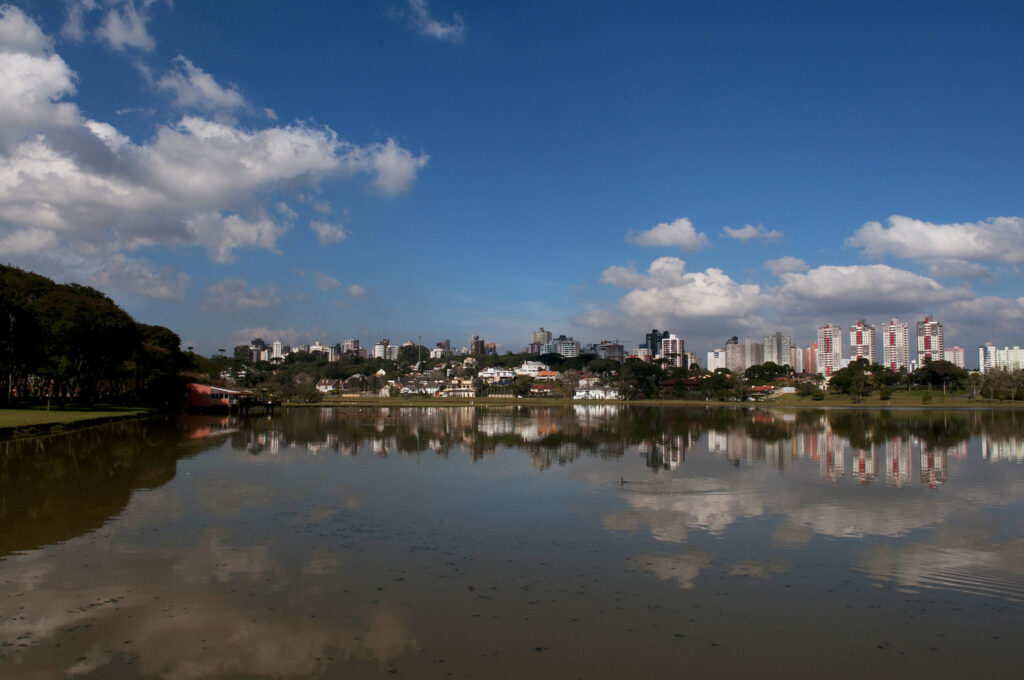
[0,406,152,440]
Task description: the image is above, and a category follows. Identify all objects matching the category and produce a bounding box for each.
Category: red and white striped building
[882,317,910,372]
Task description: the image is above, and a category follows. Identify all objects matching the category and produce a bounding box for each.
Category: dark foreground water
[2,405,1024,678]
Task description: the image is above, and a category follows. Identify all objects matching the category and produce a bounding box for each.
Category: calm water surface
[2,406,1024,678]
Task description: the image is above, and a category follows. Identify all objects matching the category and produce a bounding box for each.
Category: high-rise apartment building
[802,343,817,374]
[882,318,910,372]
[531,327,552,345]
[724,337,745,373]
[943,346,965,369]
[743,338,763,370]
[849,319,876,364]
[372,339,391,359]
[762,332,792,366]
[816,324,842,377]
[469,335,486,355]
[917,317,944,364]
[660,334,685,368]
[643,329,670,357]
[342,338,360,354]
[707,349,728,371]
[978,344,1024,373]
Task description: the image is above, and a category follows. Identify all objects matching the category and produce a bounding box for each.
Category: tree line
[1,265,192,407]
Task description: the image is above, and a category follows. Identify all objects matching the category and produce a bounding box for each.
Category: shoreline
[3,395,1021,440]
[288,395,1024,410]
[0,408,154,442]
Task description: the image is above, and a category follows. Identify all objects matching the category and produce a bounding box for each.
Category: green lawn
[0,407,150,430]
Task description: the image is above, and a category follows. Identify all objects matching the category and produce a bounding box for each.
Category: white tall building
[917,317,944,364]
[816,324,843,377]
[272,340,283,359]
[707,349,728,371]
[882,318,910,372]
[943,346,966,369]
[978,344,1024,373]
[660,334,685,368]
[849,319,876,364]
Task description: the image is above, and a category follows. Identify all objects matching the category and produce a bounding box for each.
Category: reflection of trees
[0,417,216,557]
[224,406,1024,471]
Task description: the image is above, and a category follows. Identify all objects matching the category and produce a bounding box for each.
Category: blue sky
[1,1,1023,362]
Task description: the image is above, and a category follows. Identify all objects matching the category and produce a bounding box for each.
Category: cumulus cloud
[233,327,314,346]
[0,10,428,272]
[89,254,191,301]
[765,256,808,276]
[96,1,154,51]
[625,217,710,252]
[941,296,1024,343]
[185,211,289,264]
[775,264,972,313]
[0,3,53,52]
[573,309,620,328]
[200,278,280,313]
[846,215,1024,264]
[313,272,340,290]
[341,137,430,196]
[407,0,465,43]
[600,257,765,322]
[157,56,247,112]
[346,284,366,298]
[310,220,348,245]
[926,259,994,281]
[720,223,783,242]
[0,226,59,255]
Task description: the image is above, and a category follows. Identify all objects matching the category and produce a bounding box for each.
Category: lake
[2,405,1024,678]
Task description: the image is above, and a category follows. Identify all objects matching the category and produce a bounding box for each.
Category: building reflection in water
[198,405,1024,489]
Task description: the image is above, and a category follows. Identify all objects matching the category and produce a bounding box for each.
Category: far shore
[3,392,1021,440]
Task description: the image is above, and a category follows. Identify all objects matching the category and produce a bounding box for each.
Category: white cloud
[313,272,340,290]
[89,253,191,301]
[0,226,58,255]
[0,11,429,270]
[310,220,348,245]
[720,223,783,242]
[346,284,366,298]
[233,326,313,346]
[200,278,280,313]
[185,212,288,264]
[775,264,972,313]
[0,4,53,53]
[342,137,430,196]
[926,259,994,281]
[846,215,1024,264]
[573,309,620,328]
[0,7,79,146]
[157,56,247,112]
[60,0,97,42]
[600,256,766,322]
[407,0,465,43]
[96,1,154,51]
[765,256,808,276]
[625,217,711,252]
[940,296,1024,343]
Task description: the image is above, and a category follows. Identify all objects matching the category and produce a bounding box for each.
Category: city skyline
[1,3,1023,357]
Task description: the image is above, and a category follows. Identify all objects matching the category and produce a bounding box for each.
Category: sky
[1,1,1023,364]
